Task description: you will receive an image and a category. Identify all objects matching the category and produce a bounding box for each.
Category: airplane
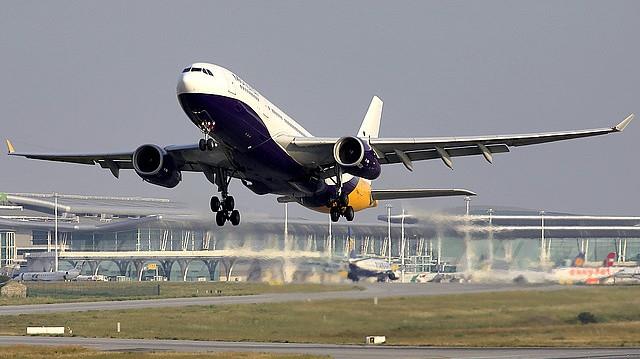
[13,262,82,282]
[343,229,399,282]
[347,254,399,282]
[5,62,635,226]
[552,252,640,285]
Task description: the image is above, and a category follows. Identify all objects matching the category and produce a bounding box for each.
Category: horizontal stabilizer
[371,188,476,201]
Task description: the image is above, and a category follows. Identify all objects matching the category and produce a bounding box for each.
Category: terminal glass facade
[0,231,16,266]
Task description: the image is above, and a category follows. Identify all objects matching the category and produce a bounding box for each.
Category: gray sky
[1,1,638,221]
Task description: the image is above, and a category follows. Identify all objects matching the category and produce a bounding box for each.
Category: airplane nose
[177,73,198,94]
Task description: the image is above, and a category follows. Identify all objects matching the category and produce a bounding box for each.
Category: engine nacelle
[132,144,182,188]
[332,136,381,180]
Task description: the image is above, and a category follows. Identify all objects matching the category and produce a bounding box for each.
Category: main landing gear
[329,166,355,223]
[329,195,354,223]
[211,194,240,226]
[209,167,240,226]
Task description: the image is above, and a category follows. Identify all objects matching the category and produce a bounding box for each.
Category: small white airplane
[14,262,82,282]
[6,63,634,226]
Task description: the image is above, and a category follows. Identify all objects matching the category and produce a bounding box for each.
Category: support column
[177,259,190,281]
[205,260,219,281]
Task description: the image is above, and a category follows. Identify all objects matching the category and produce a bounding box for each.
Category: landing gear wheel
[198,138,207,151]
[330,207,341,222]
[344,206,354,221]
[210,196,221,212]
[206,138,215,151]
[215,211,226,226]
[223,196,235,211]
[229,210,240,226]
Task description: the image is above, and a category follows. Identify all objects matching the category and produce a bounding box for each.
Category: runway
[0,283,569,315]
[1,336,639,359]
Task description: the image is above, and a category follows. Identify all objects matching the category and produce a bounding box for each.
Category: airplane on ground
[347,254,399,282]
[343,230,398,282]
[552,252,640,285]
[13,262,82,282]
[6,63,635,226]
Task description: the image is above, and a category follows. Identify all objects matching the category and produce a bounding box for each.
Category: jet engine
[132,144,182,188]
[332,136,381,180]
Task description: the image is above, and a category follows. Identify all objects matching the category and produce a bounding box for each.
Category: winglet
[5,139,15,154]
[614,113,634,132]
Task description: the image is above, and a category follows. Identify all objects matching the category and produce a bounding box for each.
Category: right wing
[371,188,476,200]
[5,140,232,178]
[287,113,634,171]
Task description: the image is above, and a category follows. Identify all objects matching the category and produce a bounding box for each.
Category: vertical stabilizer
[357,96,383,138]
[603,252,616,267]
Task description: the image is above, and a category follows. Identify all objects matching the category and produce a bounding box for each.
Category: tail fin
[571,252,585,267]
[74,261,84,270]
[357,96,383,138]
[603,252,616,267]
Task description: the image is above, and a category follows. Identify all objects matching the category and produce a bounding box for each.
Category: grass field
[0,346,325,359]
[3,286,640,346]
[0,282,359,306]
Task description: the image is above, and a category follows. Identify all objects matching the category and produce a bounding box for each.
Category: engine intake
[332,136,381,180]
[333,137,364,167]
[132,144,182,188]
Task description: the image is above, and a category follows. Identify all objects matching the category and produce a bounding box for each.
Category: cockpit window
[204,69,213,76]
[191,67,202,72]
[182,67,190,73]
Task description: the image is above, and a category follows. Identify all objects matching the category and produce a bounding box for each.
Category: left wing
[5,141,231,178]
[288,113,634,170]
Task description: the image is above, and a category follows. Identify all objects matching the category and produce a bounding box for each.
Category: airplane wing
[371,189,476,200]
[289,113,634,170]
[5,140,231,178]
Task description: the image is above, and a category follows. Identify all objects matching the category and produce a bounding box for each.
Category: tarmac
[1,336,639,359]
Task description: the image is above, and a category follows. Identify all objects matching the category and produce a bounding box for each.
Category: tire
[210,196,220,212]
[223,196,235,211]
[206,138,215,151]
[229,210,240,226]
[215,211,226,226]
[198,138,207,151]
[344,206,354,221]
[330,207,340,222]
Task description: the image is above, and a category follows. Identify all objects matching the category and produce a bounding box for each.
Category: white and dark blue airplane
[13,262,82,282]
[6,63,634,226]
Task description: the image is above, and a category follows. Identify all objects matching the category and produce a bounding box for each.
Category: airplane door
[225,72,237,95]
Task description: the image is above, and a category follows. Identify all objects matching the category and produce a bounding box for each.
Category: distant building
[1,192,639,281]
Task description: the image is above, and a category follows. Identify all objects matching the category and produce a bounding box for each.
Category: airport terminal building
[1,192,639,281]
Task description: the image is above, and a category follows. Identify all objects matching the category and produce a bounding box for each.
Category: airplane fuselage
[15,269,80,282]
[176,63,375,213]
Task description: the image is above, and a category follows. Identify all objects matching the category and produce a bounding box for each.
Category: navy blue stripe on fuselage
[178,93,309,193]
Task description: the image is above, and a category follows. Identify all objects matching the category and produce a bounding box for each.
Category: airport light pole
[488,208,494,268]
[386,204,392,263]
[464,196,471,216]
[400,208,406,283]
[539,210,545,266]
[54,192,59,272]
